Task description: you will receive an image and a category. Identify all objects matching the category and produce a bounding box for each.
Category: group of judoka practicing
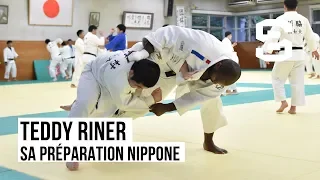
[44,0,320,171]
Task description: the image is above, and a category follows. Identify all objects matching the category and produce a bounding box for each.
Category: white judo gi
[69,51,155,118]
[311,33,320,76]
[82,32,105,66]
[3,46,18,80]
[123,26,235,133]
[304,43,315,75]
[47,38,65,80]
[71,38,85,86]
[119,48,228,133]
[60,45,75,78]
[143,26,235,78]
[263,11,317,106]
[222,37,239,92]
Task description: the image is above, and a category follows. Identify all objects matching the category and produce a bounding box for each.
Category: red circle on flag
[43,0,60,18]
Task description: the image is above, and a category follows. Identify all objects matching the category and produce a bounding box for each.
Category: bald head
[207,59,241,86]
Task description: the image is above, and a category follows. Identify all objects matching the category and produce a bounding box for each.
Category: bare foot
[276,101,288,113]
[70,84,76,88]
[288,106,296,114]
[66,162,79,171]
[203,142,228,154]
[308,73,315,78]
[316,75,320,79]
[60,105,72,111]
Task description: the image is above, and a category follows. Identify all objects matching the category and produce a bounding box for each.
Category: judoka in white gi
[3,41,18,81]
[63,50,161,170]
[59,41,74,80]
[67,51,161,118]
[71,30,85,88]
[82,25,105,67]
[263,0,319,114]
[222,31,239,95]
[45,38,65,81]
[309,33,320,78]
[65,39,75,78]
[128,25,241,154]
[61,25,241,156]
[304,39,316,78]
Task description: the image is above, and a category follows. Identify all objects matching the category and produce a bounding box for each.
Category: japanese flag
[29,0,73,26]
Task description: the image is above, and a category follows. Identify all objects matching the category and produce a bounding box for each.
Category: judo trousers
[305,53,314,74]
[69,64,117,118]
[4,61,17,79]
[49,56,66,78]
[272,61,305,106]
[71,57,83,86]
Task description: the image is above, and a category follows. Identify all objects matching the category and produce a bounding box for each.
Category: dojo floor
[1,70,320,180]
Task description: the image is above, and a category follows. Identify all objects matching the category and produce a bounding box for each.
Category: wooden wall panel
[234,41,274,69]
[0,40,271,81]
[128,41,138,49]
[0,41,50,81]
[0,41,138,81]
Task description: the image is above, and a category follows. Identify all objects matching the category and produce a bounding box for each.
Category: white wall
[0,0,229,41]
[5,0,318,42]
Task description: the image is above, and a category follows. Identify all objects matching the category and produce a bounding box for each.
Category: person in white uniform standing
[222,31,239,95]
[311,32,320,78]
[59,41,74,80]
[66,39,75,79]
[3,41,18,81]
[263,0,319,114]
[71,30,85,88]
[304,39,316,78]
[82,25,105,66]
[45,38,64,81]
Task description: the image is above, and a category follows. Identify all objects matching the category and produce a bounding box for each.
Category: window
[236,16,249,42]
[210,16,223,27]
[311,8,320,35]
[226,16,235,30]
[192,14,208,27]
[225,17,236,42]
[251,14,270,27]
[312,24,320,35]
[312,9,320,22]
[191,12,285,42]
[192,15,224,40]
[210,29,223,41]
[237,29,250,42]
[210,16,224,41]
[237,16,249,28]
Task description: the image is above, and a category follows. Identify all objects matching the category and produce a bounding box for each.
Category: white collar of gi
[284,11,298,14]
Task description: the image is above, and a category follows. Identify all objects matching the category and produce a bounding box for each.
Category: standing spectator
[3,41,18,81]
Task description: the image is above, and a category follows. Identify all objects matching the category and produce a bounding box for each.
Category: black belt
[84,52,96,57]
[7,59,14,61]
[279,47,303,51]
[67,56,75,59]
[165,71,176,77]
